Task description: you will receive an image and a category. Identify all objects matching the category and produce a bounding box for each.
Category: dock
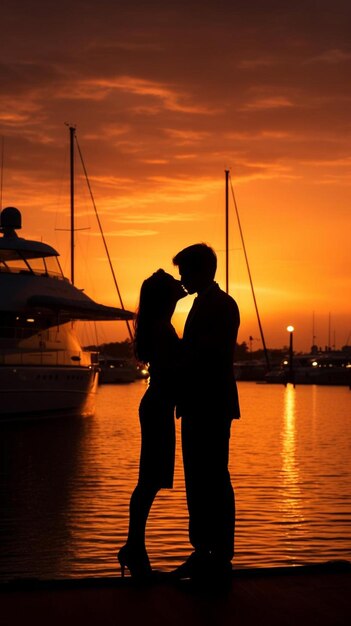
[1,561,350,626]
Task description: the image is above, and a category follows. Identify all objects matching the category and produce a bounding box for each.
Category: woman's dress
[138,321,181,489]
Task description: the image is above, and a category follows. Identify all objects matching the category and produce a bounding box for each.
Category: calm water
[1,381,350,581]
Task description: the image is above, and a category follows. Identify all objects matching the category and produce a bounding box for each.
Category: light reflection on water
[0,381,350,581]
[279,385,305,557]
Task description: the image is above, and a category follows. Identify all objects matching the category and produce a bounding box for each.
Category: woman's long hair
[134,270,184,363]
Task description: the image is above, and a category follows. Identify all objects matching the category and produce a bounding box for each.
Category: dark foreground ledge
[1,561,350,626]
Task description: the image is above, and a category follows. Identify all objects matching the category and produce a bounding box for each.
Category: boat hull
[99,369,136,384]
[264,363,351,386]
[0,365,99,419]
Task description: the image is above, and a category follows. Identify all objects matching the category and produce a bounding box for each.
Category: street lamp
[287,325,294,383]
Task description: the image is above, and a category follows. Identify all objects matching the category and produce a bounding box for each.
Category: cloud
[240,96,295,111]
[174,153,197,160]
[0,93,44,128]
[100,229,158,237]
[237,56,279,69]
[165,129,211,144]
[301,156,351,167]
[141,158,169,164]
[306,48,351,64]
[79,226,159,238]
[227,130,291,141]
[112,211,201,224]
[234,283,307,302]
[60,75,219,115]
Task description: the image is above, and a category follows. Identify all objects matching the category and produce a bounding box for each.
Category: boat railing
[0,349,96,367]
[0,325,64,341]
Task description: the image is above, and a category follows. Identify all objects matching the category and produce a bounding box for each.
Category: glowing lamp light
[286,324,295,382]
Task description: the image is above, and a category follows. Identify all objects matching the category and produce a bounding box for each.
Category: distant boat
[98,355,138,384]
[264,350,351,386]
[234,359,268,382]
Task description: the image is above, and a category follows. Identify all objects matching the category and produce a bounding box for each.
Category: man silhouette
[172,243,240,583]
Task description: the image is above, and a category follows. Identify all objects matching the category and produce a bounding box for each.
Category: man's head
[172,243,217,294]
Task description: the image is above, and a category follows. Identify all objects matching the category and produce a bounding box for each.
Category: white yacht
[0,206,134,418]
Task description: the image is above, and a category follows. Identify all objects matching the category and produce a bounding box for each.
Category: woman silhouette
[117,269,186,578]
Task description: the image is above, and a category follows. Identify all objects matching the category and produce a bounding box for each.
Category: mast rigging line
[74,133,134,342]
[228,173,270,371]
[0,136,4,211]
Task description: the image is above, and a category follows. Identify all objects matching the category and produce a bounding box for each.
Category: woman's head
[134,269,186,362]
[139,269,186,317]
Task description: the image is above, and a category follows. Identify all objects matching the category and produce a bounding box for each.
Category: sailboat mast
[0,136,4,212]
[74,134,135,343]
[69,125,75,285]
[225,169,229,294]
[228,172,271,371]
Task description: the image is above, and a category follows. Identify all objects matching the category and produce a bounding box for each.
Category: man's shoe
[209,558,232,588]
[169,551,211,580]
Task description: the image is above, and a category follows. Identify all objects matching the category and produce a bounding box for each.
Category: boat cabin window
[28,254,63,277]
[0,253,29,274]
[0,312,56,340]
[0,250,64,277]
[43,255,64,277]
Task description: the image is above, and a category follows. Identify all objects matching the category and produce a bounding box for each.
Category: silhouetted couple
[118,243,240,585]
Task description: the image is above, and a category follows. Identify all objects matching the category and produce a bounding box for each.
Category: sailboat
[0,131,134,419]
[226,172,351,387]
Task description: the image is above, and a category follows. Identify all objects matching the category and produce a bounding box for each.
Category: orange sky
[1,0,350,352]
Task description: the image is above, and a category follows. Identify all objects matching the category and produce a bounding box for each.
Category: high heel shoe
[117,544,152,580]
